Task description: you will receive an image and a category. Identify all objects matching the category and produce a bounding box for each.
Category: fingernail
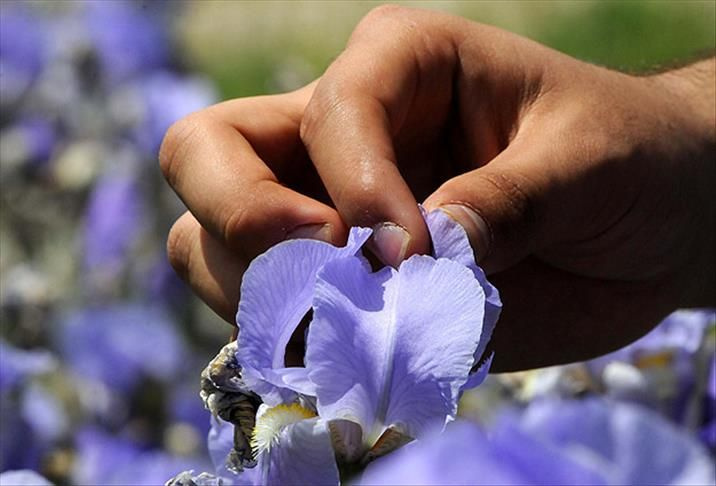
[287,223,333,242]
[439,204,490,261]
[369,223,410,268]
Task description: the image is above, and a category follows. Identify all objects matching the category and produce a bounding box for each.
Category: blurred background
[0,1,714,484]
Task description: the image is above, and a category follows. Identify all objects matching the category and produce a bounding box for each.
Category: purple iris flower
[702,354,716,450]
[55,304,187,392]
[3,117,58,169]
[0,340,55,392]
[83,1,168,86]
[0,470,52,486]
[588,309,715,423]
[0,4,46,106]
[20,383,69,443]
[209,209,499,484]
[130,71,217,155]
[0,343,52,471]
[83,169,146,281]
[72,426,212,486]
[362,398,715,485]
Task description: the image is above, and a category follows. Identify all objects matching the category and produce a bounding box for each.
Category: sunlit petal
[237,227,371,405]
[307,255,485,445]
[257,411,338,484]
[426,209,501,387]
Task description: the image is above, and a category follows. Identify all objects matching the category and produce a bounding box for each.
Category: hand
[160,5,715,371]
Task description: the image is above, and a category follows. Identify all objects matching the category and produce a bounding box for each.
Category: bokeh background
[1,1,714,484]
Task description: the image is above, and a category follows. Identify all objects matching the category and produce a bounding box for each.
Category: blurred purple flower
[588,309,715,422]
[130,71,217,155]
[83,1,168,86]
[0,340,55,392]
[362,398,715,485]
[2,117,58,170]
[0,396,44,472]
[702,354,716,450]
[55,304,187,391]
[20,383,69,443]
[0,4,46,106]
[518,398,715,485]
[207,417,254,483]
[83,169,146,279]
[170,384,212,444]
[619,309,715,356]
[0,470,52,486]
[140,252,190,308]
[708,354,716,401]
[73,426,211,486]
[362,420,602,485]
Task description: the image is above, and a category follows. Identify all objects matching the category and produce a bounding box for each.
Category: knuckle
[158,114,204,186]
[299,85,350,149]
[166,218,193,280]
[299,98,321,147]
[351,5,417,45]
[221,204,249,247]
[219,182,269,246]
[361,4,407,25]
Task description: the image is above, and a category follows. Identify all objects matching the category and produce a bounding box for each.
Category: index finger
[298,6,459,266]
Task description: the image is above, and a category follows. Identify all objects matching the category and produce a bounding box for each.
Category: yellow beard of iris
[251,403,317,457]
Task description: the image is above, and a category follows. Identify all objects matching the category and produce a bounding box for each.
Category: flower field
[0,2,714,485]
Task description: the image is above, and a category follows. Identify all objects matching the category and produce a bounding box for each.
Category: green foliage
[179,1,715,99]
[537,1,716,71]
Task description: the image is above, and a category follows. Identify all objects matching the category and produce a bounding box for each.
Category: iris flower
[362,398,715,485]
[207,209,500,484]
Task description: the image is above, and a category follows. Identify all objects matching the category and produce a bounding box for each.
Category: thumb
[423,144,557,274]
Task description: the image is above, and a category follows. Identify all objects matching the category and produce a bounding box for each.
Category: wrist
[647,58,716,148]
[646,59,716,306]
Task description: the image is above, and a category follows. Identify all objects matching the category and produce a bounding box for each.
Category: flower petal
[307,254,485,443]
[207,417,234,475]
[519,398,716,485]
[360,420,606,486]
[207,417,260,485]
[426,209,501,387]
[0,470,53,486]
[237,227,371,405]
[258,418,339,485]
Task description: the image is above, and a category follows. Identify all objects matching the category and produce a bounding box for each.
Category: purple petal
[425,209,501,386]
[84,1,168,85]
[83,170,146,278]
[262,368,316,397]
[361,420,605,485]
[520,398,716,485]
[707,353,716,401]
[73,426,212,486]
[258,418,339,485]
[20,383,68,442]
[307,254,485,444]
[207,417,235,476]
[0,5,46,105]
[56,304,186,391]
[132,72,217,155]
[237,227,371,405]
[0,471,52,486]
[0,340,55,391]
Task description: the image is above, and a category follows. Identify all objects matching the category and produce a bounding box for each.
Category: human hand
[160,6,715,371]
